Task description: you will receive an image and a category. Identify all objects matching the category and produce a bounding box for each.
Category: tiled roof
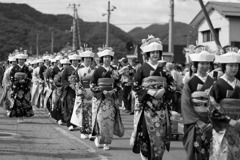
[190,1,240,27]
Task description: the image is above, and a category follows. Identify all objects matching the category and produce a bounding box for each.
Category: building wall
[229,17,240,44]
[198,9,230,50]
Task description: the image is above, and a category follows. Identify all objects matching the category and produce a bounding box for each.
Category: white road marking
[55,127,108,160]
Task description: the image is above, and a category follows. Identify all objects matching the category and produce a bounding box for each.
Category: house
[190,1,240,50]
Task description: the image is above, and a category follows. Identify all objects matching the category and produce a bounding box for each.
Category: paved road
[0,91,186,160]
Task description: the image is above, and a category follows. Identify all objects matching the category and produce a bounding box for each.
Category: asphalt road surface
[0,89,186,160]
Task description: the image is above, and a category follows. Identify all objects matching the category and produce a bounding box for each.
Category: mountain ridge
[0,3,197,61]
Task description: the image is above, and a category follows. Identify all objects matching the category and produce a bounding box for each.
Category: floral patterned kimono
[131,62,174,160]
[31,66,44,108]
[181,74,215,160]
[9,64,34,117]
[43,67,54,112]
[209,78,240,160]
[51,71,63,121]
[71,65,95,134]
[61,65,77,127]
[0,65,15,111]
[90,66,119,144]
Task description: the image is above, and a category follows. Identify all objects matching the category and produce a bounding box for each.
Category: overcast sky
[1,0,240,32]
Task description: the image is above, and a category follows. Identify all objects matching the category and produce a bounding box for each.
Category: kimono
[31,67,44,108]
[71,65,95,134]
[90,66,120,144]
[209,78,240,160]
[9,64,34,117]
[0,65,15,111]
[38,65,47,108]
[51,70,63,121]
[44,67,54,112]
[131,62,174,160]
[61,65,77,127]
[181,75,215,160]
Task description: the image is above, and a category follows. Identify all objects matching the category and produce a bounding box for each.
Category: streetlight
[102,1,116,47]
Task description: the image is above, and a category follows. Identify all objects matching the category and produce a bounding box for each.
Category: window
[202,29,220,42]
[231,41,240,49]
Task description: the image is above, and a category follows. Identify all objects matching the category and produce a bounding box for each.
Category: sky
[1,0,240,32]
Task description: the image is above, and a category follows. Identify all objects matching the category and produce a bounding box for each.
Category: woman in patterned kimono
[31,59,44,108]
[181,48,215,160]
[43,58,56,115]
[51,58,68,124]
[131,35,174,160]
[9,51,34,122]
[208,49,240,160]
[61,54,81,131]
[70,50,95,139]
[90,47,120,150]
[0,55,17,116]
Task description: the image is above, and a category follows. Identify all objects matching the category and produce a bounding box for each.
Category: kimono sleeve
[90,69,98,86]
[25,67,32,85]
[90,69,101,93]
[209,83,222,103]
[61,67,70,89]
[10,66,17,87]
[133,66,148,103]
[181,82,199,125]
[39,66,45,80]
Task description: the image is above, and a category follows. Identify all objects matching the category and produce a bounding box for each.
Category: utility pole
[76,9,82,49]
[106,1,110,47]
[169,0,174,61]
[51,31,54,54]
[103,1,116,47]
[36,33,39,57]
[198,0,222,48]
[50,27,54,54]
[69,3,80,50]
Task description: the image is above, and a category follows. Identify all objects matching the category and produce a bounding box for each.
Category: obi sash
[98,78,114,91]
[14,72,27,80]
[82,80,90,88]
[220,99,240,120]
[141,76,167,91]
[191,91,209,122]
[81,73,91,88]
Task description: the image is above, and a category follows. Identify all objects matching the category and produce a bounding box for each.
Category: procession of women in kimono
[1,37,240,160]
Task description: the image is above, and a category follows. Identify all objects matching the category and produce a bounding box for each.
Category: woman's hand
[109,89,117,95]
[154,88,165,99]
[229,119,237,127]
[19,79,25,83]
[147,89,157,96]
[69,83,75,90]
[103,89,116,98]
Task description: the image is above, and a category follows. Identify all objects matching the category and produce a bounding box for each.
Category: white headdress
[215,47,240,63]
[140,35,162,53]
[189,46,215,62]
[97,46,114,57]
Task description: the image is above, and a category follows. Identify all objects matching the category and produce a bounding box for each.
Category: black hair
[69,60,80,63]
[193,61,213,71]
[209,62,214,72]
[145,50,162,60]
[81,57,93,61]
[193,62,198,71]
[16,59,26,63]
[189,62,197,76]
[221,64,226,73]
[221,63,240,73]
[100,56,113,63]
[176,65,182,72]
